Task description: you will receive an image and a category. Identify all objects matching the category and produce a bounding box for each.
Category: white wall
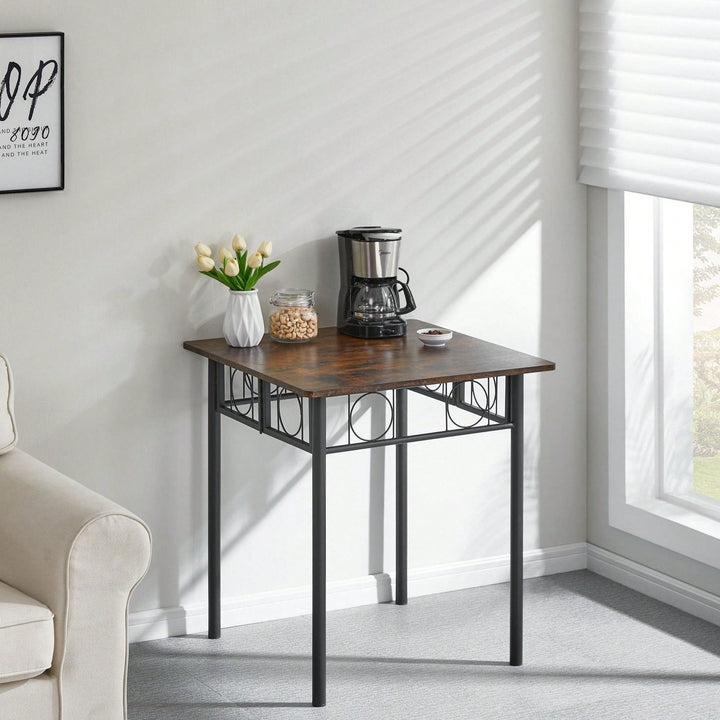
[2,1,586,633]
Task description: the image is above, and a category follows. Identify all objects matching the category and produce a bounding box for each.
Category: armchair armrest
[0,449,151,720]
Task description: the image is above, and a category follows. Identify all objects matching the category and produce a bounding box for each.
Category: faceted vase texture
[223,290,264,347]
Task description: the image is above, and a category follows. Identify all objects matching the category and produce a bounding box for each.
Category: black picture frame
[0,32,64,194]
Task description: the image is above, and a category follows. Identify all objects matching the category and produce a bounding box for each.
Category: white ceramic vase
[223,289,264,347]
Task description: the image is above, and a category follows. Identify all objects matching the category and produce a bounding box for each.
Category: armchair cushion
[0,354,17,455]
[0,581,53,684]
[0,449,151,720]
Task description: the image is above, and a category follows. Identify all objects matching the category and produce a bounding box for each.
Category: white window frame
[608,189,720,569]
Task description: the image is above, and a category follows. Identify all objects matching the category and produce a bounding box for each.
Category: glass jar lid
[271,288,315,307]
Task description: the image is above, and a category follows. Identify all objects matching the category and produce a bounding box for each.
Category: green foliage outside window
[693,204,720,499]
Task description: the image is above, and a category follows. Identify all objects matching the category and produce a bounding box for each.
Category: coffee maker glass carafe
[352,282,401,320]
[337,227,416,338]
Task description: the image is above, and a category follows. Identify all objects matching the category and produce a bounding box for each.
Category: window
[624,193,720,517]
[580,0,720,567]
[657,197,720,513]
[606,190,720,569]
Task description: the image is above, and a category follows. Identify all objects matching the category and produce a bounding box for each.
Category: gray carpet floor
[128,570,720,719]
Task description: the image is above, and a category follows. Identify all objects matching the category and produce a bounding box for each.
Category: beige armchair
[0,354,151,720]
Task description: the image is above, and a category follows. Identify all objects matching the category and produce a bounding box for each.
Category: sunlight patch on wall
[438,220,542,353]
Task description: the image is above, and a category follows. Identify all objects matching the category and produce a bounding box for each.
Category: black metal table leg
[395,388,408,605]
[509,374,524,666]
[208,360,224,639]
[310,397,327,707]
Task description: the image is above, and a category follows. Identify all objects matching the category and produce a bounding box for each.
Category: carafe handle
[395,267,416,315]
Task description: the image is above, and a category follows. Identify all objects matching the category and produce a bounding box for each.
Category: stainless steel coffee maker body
[337,227,416,338]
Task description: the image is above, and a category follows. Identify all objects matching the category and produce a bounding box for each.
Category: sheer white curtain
[578,0,720,208]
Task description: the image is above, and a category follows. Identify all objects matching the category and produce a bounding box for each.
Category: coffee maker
[337,227,416,338]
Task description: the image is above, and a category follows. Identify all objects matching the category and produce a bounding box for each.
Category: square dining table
[184,319,555,706]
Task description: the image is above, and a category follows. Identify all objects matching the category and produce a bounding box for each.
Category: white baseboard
[130,543,720,643]
[587,543,720,627]
[129,542,587,643]
[129,572,392,643]
[405,542,587,598]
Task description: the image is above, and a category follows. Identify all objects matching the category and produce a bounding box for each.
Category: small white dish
[417,327,453,347]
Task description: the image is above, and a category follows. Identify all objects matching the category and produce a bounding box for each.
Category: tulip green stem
[236,250,247,278]
[198,249,280,292]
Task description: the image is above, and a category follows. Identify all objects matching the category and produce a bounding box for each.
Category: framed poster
[0,32,64,194]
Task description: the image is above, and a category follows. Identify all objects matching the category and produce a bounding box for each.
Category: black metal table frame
[206,360,524,707]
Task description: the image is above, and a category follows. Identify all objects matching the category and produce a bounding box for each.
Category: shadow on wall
[109,0,553,616]
[178,0,548,614]
[0,0,578,627]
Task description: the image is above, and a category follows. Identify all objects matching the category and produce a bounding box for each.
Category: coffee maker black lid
[336,226,402,240]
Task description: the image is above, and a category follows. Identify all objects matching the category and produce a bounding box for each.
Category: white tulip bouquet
[194,234,280,291]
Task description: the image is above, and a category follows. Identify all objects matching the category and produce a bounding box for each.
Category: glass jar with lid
[269,289,318,343]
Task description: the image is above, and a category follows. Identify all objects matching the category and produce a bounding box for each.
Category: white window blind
[579,0,720,208]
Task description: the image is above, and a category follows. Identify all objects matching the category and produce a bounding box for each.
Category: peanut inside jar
[269,306,318,342]
[269,289,317,342]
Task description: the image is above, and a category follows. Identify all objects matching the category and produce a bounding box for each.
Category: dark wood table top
[183,319,555,398]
